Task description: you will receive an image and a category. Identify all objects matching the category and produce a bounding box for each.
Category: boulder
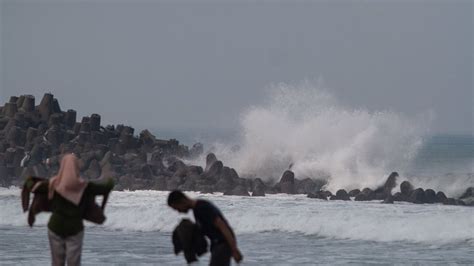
[84,159,101,179]
[178,175,199,191]
[65,109,77,129]
[38,93,54,121]
[205,153,218,172]
[224,185,250,196]
[206,160,223,178]
[382,195,394,204]
[443,198,457,206]
[90,114,101,131]
[20,95,35,113]
[424,189,436,204]
[307,190,329,200]
[279,170,295,194]
[400,181,414,196]
[295,178,325,194]
[459,187,474,199]
[4,102,18,118]
[348,189,361,197]
[460,197,474,206]
[196,184,215,194]
[383,172,399,194]
[354,188,375,201]
[408,188,425,204]
[189,143,204,158]
[330,189,350,201]
[215,176,234,192]
[167,175,184,190]
[435,191,448,203]
[392,192,406,202]
[251,178,266,197]
[167,158,187,173]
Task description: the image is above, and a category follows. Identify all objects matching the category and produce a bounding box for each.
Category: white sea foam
[2,188,472,245]
[190,81,433,192]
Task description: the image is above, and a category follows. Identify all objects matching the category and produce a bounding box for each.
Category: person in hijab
[25,153,114,266]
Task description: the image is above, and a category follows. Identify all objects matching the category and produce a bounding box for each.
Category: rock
[382,195,394,204]
[424,189,436,204]
[224,185,250,196]
[167,175,184,190]
[206,160,223,178]
[354,188,375,201]
[196,184,215,194]
[443,198,457,206]
[459,187,474,199]
[20,95,35,113]
[4,102,18,118]
[252,178,266,197]
[205,153,218,172]
[38,93,54,121]
[80,122,91,133]
[189,143,203,158]
[400,181,414,196]
[167,158,186,173]
[52,98,61,113]
[215,177,234,192]
[279,170,295,194]
[84,159,101,179]
[140,164,154,179]
[373,172,399,200]
[187,165,203,176]
[392,192,405,201]
[307,190,329,200]
[179,175,199,191]
[348,189,361,197]
[48,113,63,127]
[152,176,167,191]
[65,109,77,128]
[383,172,398,194]
[90,114,101,131]
[435,191,448,203]
[408,188,425,204]
[295,178,325,194]
[460,197,474,206]
[330,189,350,201]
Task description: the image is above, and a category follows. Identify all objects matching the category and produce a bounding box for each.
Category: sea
[1,86,473,265]
[0,134,473,265]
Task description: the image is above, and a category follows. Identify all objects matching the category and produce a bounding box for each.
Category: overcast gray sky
[0,0,472,135]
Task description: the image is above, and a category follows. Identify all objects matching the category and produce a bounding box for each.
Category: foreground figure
[168,190,243,266]
[25,154,114,266]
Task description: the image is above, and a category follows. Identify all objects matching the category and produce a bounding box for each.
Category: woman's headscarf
[48,154,88,205]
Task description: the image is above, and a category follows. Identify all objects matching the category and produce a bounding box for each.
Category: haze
[0,0,472,135]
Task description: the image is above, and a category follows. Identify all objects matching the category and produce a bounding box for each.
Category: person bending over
[168,190,243,266]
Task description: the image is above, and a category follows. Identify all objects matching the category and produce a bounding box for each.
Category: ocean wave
[2,188,472,245]
[189,80,433,192]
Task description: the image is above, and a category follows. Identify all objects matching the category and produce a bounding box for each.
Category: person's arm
[214,217,243,263]
[87,178,115,195]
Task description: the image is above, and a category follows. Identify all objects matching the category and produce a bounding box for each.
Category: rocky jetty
[308,172,473,207]
[0,93,471,206]
[0,93,191,189]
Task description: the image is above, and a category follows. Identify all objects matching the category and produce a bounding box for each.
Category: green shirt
[26,178,114,237]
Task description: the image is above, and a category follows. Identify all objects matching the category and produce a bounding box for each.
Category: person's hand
[232,248,243,263]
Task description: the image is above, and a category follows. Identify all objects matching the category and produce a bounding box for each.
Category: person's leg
[65,230,84,266]
[48,229,66,266]
[209,242,232,266]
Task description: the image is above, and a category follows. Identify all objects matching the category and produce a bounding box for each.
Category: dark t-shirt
[193,200,234,246]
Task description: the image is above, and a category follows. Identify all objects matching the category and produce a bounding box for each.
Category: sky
[0,0,472,135]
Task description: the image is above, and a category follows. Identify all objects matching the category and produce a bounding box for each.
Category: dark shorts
[210,242,232,266]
